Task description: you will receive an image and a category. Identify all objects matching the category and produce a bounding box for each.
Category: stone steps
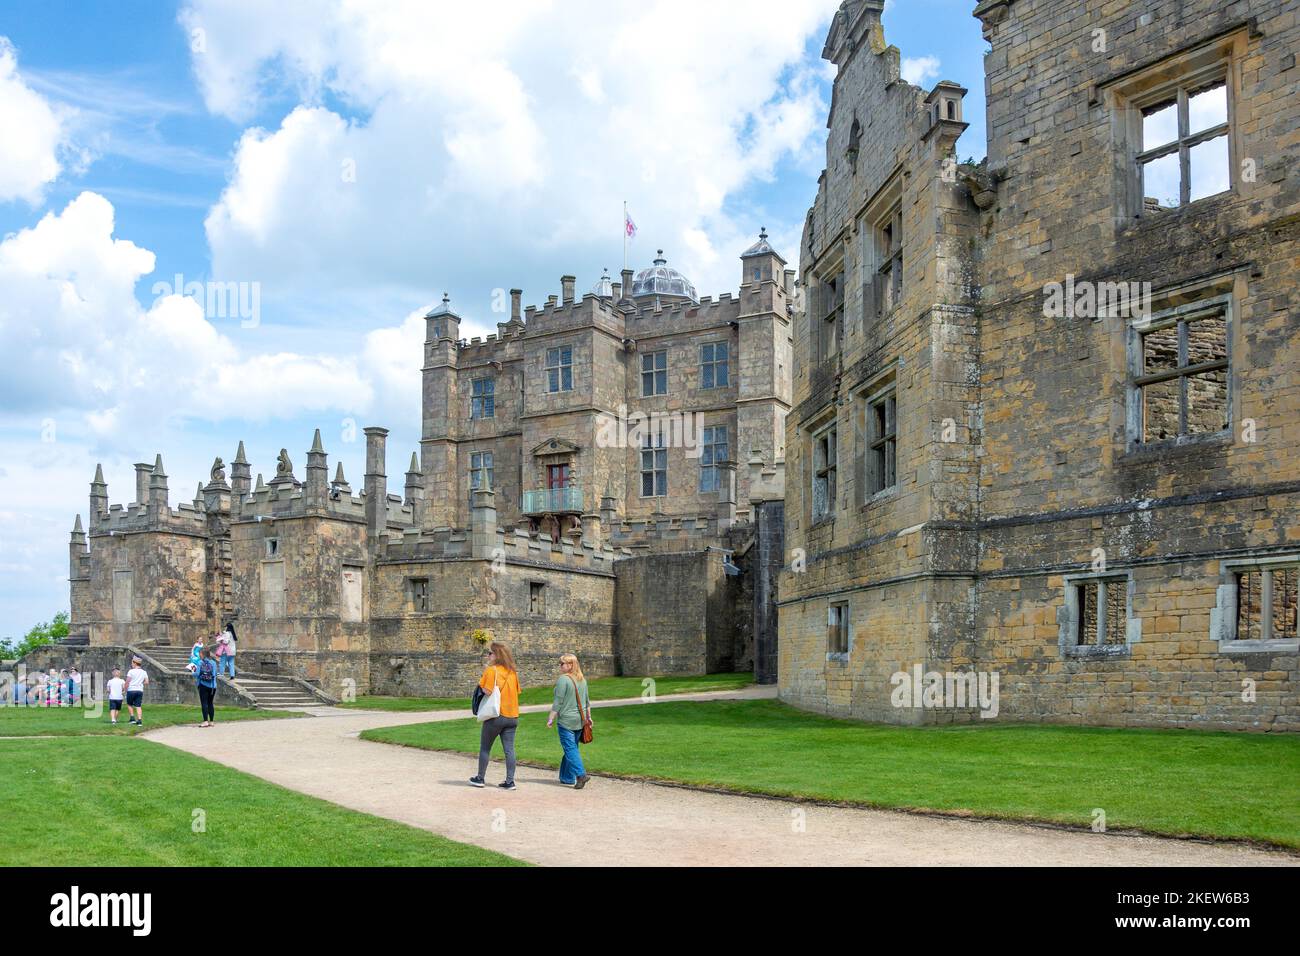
[134,644,329,709]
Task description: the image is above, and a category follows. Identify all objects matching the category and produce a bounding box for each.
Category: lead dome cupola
[631,251,698,304]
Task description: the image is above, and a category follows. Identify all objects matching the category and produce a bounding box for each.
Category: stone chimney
[364,427,388,537]
[305,428,329,509]
[470,483,497,559]
[510,288,522,322]
[620,268,635,302]
[561,275,576,305]
[133,462,153,508]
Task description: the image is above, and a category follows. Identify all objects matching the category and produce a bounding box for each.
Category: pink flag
[625,212,637,238]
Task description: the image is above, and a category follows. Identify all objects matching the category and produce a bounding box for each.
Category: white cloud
[186,0,840,318]
[901,55,941,88]
[0,191,387,438]
[0,37,72,204]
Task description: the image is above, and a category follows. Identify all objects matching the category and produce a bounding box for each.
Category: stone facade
[63,243,792,696]
[780,0,1298,730]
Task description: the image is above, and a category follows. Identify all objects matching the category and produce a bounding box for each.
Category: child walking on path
[546,653,593,789]
[106,668,125,726]
[124,657,149,726]
[469,642,521,791]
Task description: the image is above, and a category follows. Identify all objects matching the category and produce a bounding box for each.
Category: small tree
[0,611,70,659]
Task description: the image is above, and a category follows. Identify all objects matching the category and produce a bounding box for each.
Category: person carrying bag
[468,642,520,790]
[546,653,593,789]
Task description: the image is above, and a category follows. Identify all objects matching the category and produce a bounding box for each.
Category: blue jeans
[557,726,585,784]
[218,656,235,677]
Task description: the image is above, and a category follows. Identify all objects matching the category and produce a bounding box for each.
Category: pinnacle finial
[234,441,248,464]
[73,514,83,533]
[152,454,166,477]
[93,463,105,484]
[310,428,325,454]
[333,462,347,483]
[255,473,265,490]
[408,452,420,473]
[759,226,768,240]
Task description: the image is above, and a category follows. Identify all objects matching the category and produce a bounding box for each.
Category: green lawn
[361,698,1300,849]
[340,672,754,711]
[0,703,301,737]
[0,736,523,866]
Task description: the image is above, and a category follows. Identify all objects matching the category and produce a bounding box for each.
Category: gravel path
[144,688,1296,867]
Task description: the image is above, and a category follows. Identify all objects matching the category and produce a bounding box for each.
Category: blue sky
[0,0,987,638]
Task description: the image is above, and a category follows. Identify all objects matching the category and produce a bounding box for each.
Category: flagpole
[623,200,628,273]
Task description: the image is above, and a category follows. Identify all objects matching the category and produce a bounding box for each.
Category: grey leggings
[478,716,518,783]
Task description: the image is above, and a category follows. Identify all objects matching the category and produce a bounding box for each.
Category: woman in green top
[546,653,592,789]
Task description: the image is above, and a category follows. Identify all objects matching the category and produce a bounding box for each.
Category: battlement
[381,524,628,573]
[93,501,208,536]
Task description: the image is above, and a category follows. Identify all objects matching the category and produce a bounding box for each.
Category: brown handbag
[569,675,593,744]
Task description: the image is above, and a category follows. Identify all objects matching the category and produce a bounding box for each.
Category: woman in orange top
[470,642,522,790]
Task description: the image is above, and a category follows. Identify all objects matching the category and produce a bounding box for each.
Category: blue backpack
[198,659,216,683]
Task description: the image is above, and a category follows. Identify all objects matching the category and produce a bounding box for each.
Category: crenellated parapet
[379,524,629,574]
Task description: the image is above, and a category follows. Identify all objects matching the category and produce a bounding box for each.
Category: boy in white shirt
[124,657,149,726]
[106,667,126,726]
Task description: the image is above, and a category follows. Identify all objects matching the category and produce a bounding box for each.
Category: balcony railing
[521,487,583,515]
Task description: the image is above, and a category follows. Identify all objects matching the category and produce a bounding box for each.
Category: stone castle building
[62,244,791,699]
[779,0,1298,730]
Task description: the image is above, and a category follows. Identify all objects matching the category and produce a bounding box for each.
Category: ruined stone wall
[367,557,617,697]
[779,0,1298,730]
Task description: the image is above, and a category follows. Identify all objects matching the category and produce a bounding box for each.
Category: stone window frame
[810,421,838,523]
[698,424,729,493]
[858,170,904,323]
[468,451,494,507]
[641,349,668,397]
[409,577,430,613]
[851,364,899,508]
[340,564,365,623]
[1102,27,1246,220]
[1125,292,1232,450]
[528,580,546,617]
[545,345,574,393]
[1212,555,1300,654]
[700,340,729,389]
[827,600,850,663]
[866,381,897,499]
[639,431,667,498]
[1058,569,1140,659]
[470,377,495,419]
[265,537,279,558]
[812,261,845,365]
[260,559,286,621]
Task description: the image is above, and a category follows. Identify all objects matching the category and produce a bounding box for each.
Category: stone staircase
[134,643,331,709]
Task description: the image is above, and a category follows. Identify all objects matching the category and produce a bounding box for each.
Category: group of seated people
[10,667,82,706]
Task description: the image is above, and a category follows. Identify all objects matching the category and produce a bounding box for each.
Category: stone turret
[69,514,86,578]
[331,462,352,498]
[89,464,107,529]
[230,441,251,516]
[305,429,329,509]
[470,482,497,559]
[404,451,424,525]
[364,427,389,537]
[148,455,168,519]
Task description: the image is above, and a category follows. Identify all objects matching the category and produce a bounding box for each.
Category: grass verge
[361,698,1300,849]
[0,702,301,737]
[0,736,523,866]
